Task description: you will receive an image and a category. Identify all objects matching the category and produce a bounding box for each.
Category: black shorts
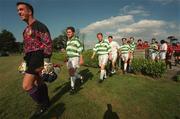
[24,50,44,75]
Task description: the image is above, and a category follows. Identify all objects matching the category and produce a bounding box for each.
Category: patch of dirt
[163,64,180,80]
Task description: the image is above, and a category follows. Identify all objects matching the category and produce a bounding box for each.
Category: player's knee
[69,68,75,76]
[22,82,33,91]
[100,65,105,70]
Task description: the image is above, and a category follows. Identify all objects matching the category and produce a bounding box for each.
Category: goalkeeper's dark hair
[16,2,34,15]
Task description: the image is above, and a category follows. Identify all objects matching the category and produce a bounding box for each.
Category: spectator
[136,39,143,49]
[143,41,149,49]
[159,40,167,61]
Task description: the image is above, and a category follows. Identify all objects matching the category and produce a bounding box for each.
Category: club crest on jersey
[26,27,32,36]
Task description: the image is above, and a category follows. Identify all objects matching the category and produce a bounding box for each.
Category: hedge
[132,58,166,77]
[52,50,99,68]
[82,49,98,68]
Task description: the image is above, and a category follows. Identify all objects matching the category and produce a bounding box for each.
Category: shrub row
[52,50,99,68]
[82,49,98,68]
[131,58,166,77]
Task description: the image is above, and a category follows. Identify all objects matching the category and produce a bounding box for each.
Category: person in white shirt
[108,36,120,74]
[159,40,167,61]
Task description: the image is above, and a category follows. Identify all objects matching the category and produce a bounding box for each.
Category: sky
[0,0,180,48]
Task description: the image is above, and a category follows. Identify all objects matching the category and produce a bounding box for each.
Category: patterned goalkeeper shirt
[23,20,52,57]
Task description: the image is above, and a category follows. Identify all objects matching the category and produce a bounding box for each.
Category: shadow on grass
[172,70,180,81]
[31,68,93,119]
[50,68,94,105]
[175,116,180,119]
[75,68,94,92]
[40,102,65,119]
[103,104,120,119]
[51,82,70,105]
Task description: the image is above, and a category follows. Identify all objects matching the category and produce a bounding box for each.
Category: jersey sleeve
[36,21,53,57]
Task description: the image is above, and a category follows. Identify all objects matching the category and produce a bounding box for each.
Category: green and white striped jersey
[93,40,111,55]
[149,43,159,54]
[129,42,136,52]
[66,36,83,58]
[119,44,130,54]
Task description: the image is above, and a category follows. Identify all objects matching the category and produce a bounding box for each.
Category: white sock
[100,70,105,80]
[124,63,127,71]
[70,76,76,89]
[104,70,107,78]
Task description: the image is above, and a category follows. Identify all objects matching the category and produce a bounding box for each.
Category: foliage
[82,49,98,68]
[52,50,98,67]
[0,29,19,53]
[132,58,166,77]
[131,58,144,73]
[53,35,67,51]
[52,52,66,62]
[175,75,180,82]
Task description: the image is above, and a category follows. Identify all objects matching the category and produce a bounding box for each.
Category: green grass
[0,55,180,119]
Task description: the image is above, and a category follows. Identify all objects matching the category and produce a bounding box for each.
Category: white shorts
[129,52,134,60]
[160,52,167,60]
[67,57,80,69]
[121,54,129,62]
[111,53,118,62]
[98,54,108,66]
[151,52,159,60]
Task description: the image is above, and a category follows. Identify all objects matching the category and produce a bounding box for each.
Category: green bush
[52,52,66,61]
[131,58,144,73]
[175,75,180,82]
[82,49,98,68]
[132,58,166,77]
[52,50,99,68]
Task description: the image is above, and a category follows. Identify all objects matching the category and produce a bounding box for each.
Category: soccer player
[128,37,136,72]
[119,38,131,74]
[16,2,52,116]
[149,38,159,61]
[66,26,84,94]
[108,36,120,74]
[91,33,111,83]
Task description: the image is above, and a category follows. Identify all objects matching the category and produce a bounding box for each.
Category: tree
[79,33,86,51]
[0,29,16,52]
[13,42,23,53]
[53,30,67,51]
[76,29,86,50]
[53,35,67,51]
